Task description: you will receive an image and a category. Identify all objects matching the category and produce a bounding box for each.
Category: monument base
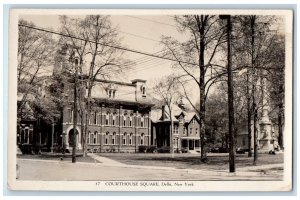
[258,138,273,153]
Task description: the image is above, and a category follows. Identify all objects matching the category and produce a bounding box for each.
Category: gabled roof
[151,103,200,124]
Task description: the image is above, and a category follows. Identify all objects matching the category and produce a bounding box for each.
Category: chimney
[162,105,165,121]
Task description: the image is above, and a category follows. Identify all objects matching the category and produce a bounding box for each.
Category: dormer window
[107,89,116,99]
[74,58,79,66]
[141,85,146,97]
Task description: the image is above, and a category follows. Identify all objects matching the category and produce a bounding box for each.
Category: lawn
[98,153,283,171]
[17,154,101,163]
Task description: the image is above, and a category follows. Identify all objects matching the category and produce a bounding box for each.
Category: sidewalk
[88,153,125,166]
[86,153,282,178]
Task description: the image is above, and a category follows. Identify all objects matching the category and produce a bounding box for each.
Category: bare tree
[161,15,227,161]
[153,75,181,158]
[18,19,56,121]
[59,15,131,156]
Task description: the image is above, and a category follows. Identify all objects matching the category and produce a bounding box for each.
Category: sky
[19,13,285,105]
[20,14,183,82]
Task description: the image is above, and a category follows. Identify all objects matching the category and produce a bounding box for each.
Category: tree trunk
[199,15,207,162]
[170,110,174,158]
[278,103,283,149]
[247,69,252,157]
[251,16,258,165]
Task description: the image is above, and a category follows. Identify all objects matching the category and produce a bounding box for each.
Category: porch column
[193,139,195,150]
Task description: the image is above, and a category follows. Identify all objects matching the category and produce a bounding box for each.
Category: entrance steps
[188,150,201,154]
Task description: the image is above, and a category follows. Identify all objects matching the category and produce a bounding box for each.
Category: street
[17,158,283,181]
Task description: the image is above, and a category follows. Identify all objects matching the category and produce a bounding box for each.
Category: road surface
[17,158,283,181]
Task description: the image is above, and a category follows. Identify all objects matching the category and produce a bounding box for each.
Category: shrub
[147,145,158,153]
[138,145,147,153]
[109,146,116,153]
[19,144,34,154]
[181,148,188,153]
[157,146,170,153]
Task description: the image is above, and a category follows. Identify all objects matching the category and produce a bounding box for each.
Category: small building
[151,101,201,153]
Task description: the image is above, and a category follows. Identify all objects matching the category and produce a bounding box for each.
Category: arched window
[129,115,132,127]
[88,131,91,144]
[129,133,133,145]
[112,132,116,145]
[105,132,109,145]
[105,112,109,125]
[123,113,127,127]
[112,113,116,126]
[74,58,79,66]
[141,133,144,145]
[123,132,127,145]
[94,131,98,144]
[141,116,144,127]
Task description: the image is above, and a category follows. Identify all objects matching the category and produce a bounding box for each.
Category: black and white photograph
[7,9,293,191]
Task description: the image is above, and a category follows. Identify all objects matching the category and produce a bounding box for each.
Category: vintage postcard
[7,8,293,191]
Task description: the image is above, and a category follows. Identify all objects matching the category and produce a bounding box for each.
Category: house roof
[151,103,199,124]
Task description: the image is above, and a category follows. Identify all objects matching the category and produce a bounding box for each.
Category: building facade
[151,102,201,153]
[62,78,154,153]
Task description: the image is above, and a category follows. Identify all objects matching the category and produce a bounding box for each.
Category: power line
[19,23,198,66]
[125,15,177,28]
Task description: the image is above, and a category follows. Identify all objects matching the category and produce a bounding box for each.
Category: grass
[17,154,101,163]
[97,152,283,171]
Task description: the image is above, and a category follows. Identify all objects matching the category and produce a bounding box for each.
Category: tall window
[183,127,186,135]
[105,113,109,125]
[123,113,127,126]
[105,132,109,144]
[141,133,144,145]
[174,126,178,134]
[112,132,116,145]
[112,113,116,126]
[89,113,95,125]
[123,133,127,145]
[88,131,91,144]
[141,116,144,127]
[190,128,192,135]
[94,112,97,125]
[97,113,101,125]
[195,128,198,135]
[67,109,72,123]
[129,133,133,145]
[94,131,98,144]
[129,116,132,127]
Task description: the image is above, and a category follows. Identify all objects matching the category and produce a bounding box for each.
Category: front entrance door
[189,140,194,150]
[68,129,78,147]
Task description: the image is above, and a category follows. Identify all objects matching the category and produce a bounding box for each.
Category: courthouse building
[62,77,154,153]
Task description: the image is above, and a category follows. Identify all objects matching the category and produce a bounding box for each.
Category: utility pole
[247,68,252,157]
[72,57,79,163]
[220,14,235,173]
[250,16,258,165]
